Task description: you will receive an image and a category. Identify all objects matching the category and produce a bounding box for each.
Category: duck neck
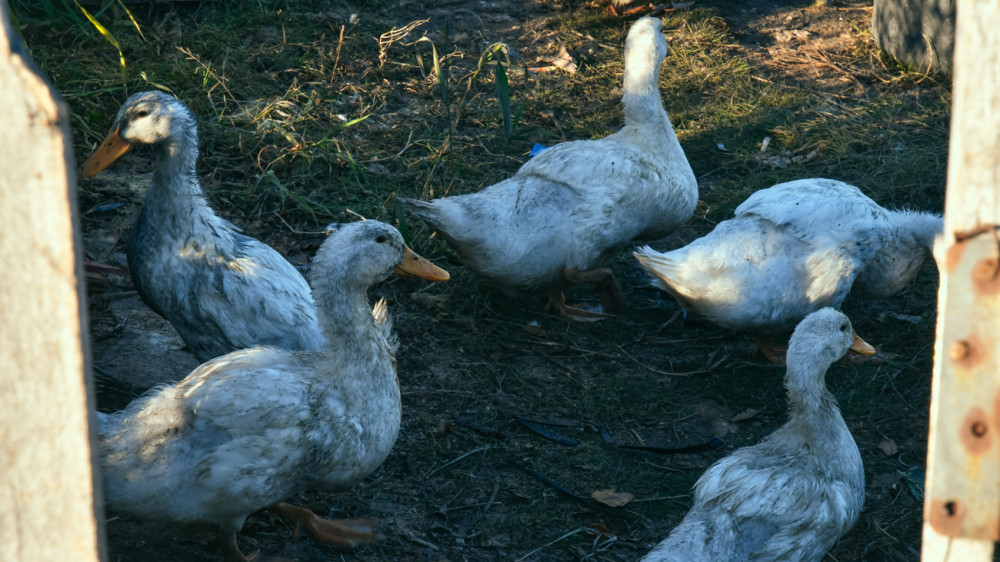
[857,210,941,297]
[620,63,684,167]
[896,211,942,251]
[621,56,670,129]
[311,277,378,343]
[144,126,212,221]
[623,95,672,135]
[784,358,839,427]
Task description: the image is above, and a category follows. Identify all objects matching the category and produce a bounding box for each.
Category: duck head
[784,308,875,411]
[313,221,449,290]
[623,16,668,98]
[80,90,193,177]
[789,308,874,368]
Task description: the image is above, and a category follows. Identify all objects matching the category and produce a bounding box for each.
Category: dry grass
[15,0,954,560]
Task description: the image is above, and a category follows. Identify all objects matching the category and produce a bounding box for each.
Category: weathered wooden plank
[922,0,1000,558]
[0,3,104,561]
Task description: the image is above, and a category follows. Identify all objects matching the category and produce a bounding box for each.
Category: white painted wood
[0,4,104,561]
[922,0,1000,558]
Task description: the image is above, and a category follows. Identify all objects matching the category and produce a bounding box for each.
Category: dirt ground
[75,1,949,561]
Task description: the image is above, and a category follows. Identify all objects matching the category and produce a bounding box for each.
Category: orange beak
[394,247,449,282]
[80,128,132,177]
[850,333,876,356]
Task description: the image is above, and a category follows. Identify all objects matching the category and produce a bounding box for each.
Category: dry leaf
[878,439,899,457]
[730,408,761,423]
[591,488,634,507]
[541,45,578,73]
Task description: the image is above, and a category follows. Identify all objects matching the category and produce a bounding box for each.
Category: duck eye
[135,109,150,118]
[840,323,848,332]
[375,234,388,244]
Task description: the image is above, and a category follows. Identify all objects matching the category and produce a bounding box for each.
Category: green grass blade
[415,37,449,115]
[117,0,146,41]
[334,113,371,131]
[92,0,114,18]
[512,101,523,131]
[57,0,84,23]
[495,58,512,142]
[138,72,175,95]
[75,1,126,83]
[453,42,510,129]
[431,42,447,109]
[264,170,319,225]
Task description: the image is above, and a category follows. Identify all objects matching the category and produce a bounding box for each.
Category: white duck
[96,220,449,561]
[641,308,869,562]
[403,16,697,320]
[81,90,323,361]
[634,178,940,358]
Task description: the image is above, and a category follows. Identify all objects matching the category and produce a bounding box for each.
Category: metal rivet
[972,257,999,282]
[945,501,958,516]
[971,421,988,438]
[949,340,971,361]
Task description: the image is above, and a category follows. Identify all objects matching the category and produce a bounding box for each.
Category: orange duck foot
[269,502,379,547]
[754,335,788,365]
[221,531,263,562]
[546,292,610,322]
[563,267,624,314]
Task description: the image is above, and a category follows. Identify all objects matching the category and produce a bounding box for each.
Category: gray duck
[403,17,697,321]
[96,220,449,561]
[641,308,869,561]
[81,90,323,361]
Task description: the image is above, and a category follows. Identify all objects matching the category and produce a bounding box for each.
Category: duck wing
[635,216,859,333]
[99,348,319,523]
[131,223,323,361]
[689,449,858,561]
[520,135,695,243]
[735,178,889,247]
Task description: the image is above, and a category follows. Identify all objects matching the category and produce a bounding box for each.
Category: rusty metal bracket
[925,225,1000,540]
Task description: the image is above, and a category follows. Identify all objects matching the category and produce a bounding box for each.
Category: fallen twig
[425,445,490,478]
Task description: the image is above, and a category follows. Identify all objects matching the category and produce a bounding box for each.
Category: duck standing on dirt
[634,178,941,360]
[641,308,869,561]
[402,16,697,321]
[96,220,449,561]
[81,90,323,361]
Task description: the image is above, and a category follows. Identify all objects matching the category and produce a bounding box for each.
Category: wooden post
[922,0,1000,559]
[0,3,105,561]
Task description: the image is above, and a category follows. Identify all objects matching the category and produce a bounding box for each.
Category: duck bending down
[96,220,449,561]
[402,16,697,321]
[81,90,323,361]
[634,178,941,360]
[641,308,870,562]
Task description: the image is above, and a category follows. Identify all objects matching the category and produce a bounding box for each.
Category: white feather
[635,178,941,334]
[403,17,697,298]
[642,309,866,562]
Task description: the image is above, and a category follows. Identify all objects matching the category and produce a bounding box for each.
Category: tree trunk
[872,0,954,73]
